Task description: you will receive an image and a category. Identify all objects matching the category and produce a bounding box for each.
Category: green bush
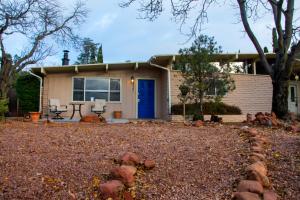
[171,101,242,115]
[16,72,40,114]
[0,98,8,120]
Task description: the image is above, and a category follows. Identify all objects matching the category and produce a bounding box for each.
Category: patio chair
[49,98,68,119]
[91,99,106,120]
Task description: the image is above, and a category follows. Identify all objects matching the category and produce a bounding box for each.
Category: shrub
[171,101,242,115]
[16,72,40,114]
[0,98,8,120]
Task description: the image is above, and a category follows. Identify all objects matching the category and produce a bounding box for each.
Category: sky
[7,0,300,66]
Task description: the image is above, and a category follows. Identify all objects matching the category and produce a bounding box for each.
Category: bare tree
[0,0,87,98]
[121,0,300,118]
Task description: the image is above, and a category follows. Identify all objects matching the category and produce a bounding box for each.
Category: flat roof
[31,53,300,75]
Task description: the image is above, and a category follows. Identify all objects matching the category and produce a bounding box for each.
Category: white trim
[135,78,157,119]
[149,59,171,115]
[72,76,122,103]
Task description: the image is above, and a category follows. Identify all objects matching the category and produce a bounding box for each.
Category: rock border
[233,128,278,200]
[99,152,155,200]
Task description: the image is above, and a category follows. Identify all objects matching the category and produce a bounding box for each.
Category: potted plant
[113,111,122,119]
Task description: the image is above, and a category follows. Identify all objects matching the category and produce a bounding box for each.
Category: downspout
[29,70,43,113]
[149,56,172,117]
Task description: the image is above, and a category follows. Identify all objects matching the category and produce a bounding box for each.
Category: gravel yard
[0,121,282,200]
[262,127,300,200]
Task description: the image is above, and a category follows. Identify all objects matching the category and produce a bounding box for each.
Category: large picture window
[73,77,121,102]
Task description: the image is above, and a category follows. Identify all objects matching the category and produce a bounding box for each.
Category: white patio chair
[91,99,106,120]
[49,98,68,119]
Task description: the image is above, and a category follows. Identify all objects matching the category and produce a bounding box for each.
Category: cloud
[96,13,118,30]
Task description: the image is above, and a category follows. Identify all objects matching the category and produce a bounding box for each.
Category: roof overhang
[31,62,149,76]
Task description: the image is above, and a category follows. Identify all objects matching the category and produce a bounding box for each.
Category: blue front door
[138,79,155,119]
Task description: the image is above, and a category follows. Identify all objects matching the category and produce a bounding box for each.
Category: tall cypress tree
[97,44,103,63]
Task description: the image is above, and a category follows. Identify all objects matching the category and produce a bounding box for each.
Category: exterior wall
[170,71,273,114]
[161,70,169,119]
[42,67,168,119]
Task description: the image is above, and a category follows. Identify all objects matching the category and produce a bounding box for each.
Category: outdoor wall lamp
[131,76,135,91]
[295,75,299,81]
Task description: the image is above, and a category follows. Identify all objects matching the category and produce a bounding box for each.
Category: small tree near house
[178,85,190,121]
[176,35,235,120]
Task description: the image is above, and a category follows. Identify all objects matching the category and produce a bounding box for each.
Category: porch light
[131,76,135,91]
[295,75,299,81]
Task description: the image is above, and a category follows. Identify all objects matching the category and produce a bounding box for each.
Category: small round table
[69,102,84,119]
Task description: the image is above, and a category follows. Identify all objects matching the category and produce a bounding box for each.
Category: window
[73,77,121,102]
[290,86,296,102]
[206,79,225,96]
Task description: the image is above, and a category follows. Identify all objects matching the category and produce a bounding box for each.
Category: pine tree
[76,38,99,64]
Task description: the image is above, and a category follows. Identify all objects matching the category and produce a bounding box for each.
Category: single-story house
[31,52,300,120]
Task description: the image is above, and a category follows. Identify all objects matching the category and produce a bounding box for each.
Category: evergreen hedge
[16,72,40,114]
[171,101,242,115]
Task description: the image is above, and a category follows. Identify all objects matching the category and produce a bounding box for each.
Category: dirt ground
[0,121,298,199]
[261,127,300,200]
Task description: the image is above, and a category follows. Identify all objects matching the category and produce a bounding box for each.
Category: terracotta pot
[29,112,40,123]
[113,111,122,119]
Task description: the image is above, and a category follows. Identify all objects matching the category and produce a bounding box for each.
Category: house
[31,52,300,120]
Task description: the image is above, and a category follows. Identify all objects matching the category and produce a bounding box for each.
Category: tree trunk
[0,57,13,98]
[272,77,289,119]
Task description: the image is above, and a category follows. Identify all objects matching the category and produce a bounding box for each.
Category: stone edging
[99,152,155,200]
[232,128,278,200]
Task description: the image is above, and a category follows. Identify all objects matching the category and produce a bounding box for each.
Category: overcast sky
[7,0,300,66]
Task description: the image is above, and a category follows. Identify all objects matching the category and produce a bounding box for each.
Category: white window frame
[72,77,122,103]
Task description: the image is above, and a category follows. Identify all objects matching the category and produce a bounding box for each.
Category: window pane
[74,78,84,90]
[110,79,120,90]
[86,79,109,90]
[110,92,120,101]
[291,87,295,102]
[206,82,216,96]
[73,91,84,101]
[85,91,108,101]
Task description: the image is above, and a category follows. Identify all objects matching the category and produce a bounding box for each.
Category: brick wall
[170,71,273,114]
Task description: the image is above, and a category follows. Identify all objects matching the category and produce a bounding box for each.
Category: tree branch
[237,0,272,75]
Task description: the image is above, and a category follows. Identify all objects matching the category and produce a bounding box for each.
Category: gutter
[29,70,43,113]
[149,56,172,116]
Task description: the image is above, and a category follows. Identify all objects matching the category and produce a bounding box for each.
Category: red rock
[248,128,258,137]
[263,190,278,200]
[120,165,137,175]
[80,115,101,123]
[286,125,300,133]
[246,161,267,176]
[251,146,264,153]
[194,120,204,127]
[233,192,260,200]
[250,136,268,145]
[247,169,270,188]
[99,180,124,199]
[119,152,141,166]
[144,159,155,169]
[111,166,136,187]
[237,180,263,194]
[123,191,134,200]
[249,153,266,163]
[245,161,270,187]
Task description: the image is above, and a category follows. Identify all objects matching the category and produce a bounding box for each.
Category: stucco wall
[170,71,273,114]
[42,67,168,119]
